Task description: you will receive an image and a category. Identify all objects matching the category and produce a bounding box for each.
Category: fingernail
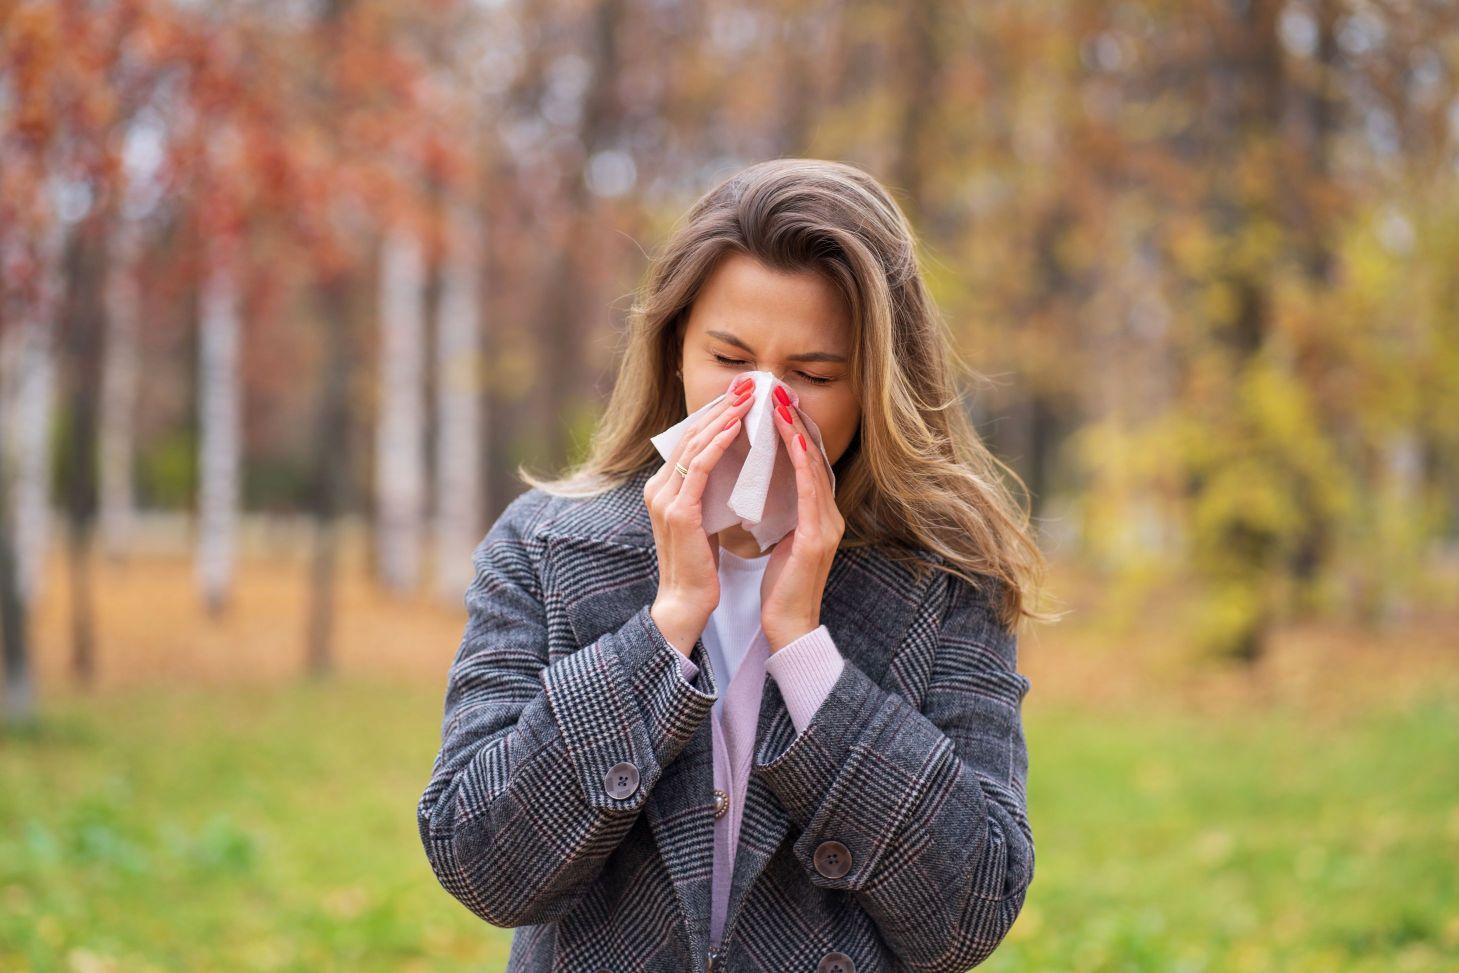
[732,376,753,394]
[797,433,806,450]
[776,403,792,424]
[723,417,740,431]
[733,389,752,406]
[773,384,791,407]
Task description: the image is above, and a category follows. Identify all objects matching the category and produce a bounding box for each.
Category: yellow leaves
[1187,577,1265,659]
[1229,213,1286,279]
[1189,456,1296,564]
[1236,360,1357,525]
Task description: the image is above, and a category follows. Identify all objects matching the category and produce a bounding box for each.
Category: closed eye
[712,354,834,386]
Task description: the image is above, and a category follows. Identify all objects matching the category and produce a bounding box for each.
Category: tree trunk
[891,0,943,231]
[374,222,426,593]
[0,221,63,723]
[100,216,143,561]
[196,232,243,616]
[305,273,355,679]
[534,0,627,471]
[59,210,109,687]
[433,198,484,601]
[2,224,63,607]
[0,383,34,726]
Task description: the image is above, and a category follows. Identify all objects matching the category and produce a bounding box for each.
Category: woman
[417,158,1048,973]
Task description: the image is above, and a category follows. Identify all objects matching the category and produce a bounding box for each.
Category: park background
[2,0,1458,970]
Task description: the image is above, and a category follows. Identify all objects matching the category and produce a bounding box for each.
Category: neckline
[718,546,771,571]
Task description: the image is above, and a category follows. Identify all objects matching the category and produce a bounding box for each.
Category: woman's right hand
[646,374,756,656]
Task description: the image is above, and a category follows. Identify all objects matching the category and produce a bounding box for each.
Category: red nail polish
[773,385,791,407]
[776,403,792,424]
[732,376,753,394]
[724,417,740,431]
[734,389,752,406]
[797,433,806,450]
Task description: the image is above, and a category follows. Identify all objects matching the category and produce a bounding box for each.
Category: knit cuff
[765,624,845,734]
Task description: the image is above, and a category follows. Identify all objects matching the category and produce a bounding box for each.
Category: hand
[760,382,845,652]
[645,373,757,656]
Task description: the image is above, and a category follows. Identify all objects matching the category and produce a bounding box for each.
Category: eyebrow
[705,330,848,364]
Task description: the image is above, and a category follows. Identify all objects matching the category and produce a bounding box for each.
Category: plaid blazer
[416,466,1034,973]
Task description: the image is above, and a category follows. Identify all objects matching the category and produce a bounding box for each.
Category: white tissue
[650,370,836,554]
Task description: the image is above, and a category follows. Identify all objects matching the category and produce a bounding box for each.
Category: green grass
[998,696,1459,972]
[2,681,1456,972]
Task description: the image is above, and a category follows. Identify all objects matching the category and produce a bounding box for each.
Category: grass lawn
[3,677,1456,972]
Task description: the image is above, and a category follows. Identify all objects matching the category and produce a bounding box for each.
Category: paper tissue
[650,370,836,554]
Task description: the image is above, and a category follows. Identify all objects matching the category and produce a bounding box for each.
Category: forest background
[2,0,1457,970]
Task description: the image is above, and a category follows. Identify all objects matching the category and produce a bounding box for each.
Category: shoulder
[467,474,653,608]
[879,542,1016,661]
[480,487,555,548]
[889,544,1008,629]
[486,470,654,548]
[933,568,1021,676]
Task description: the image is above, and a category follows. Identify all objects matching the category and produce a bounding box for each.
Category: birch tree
[2,227,60,607]
[432,196,483,601]
[374,220,426,593]
[196,231,242,615]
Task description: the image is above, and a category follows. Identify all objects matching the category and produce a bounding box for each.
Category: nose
[771,373,801,407]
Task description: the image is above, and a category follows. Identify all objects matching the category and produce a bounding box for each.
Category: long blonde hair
[521,158,1052,631]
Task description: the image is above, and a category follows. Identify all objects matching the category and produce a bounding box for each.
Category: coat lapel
[718,537,936,950]
[538,466,938,962]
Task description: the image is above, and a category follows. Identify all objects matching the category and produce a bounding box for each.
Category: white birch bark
[195,236,241,614]
[375,222,426,592]
[433,199,484,601]
[1,220,64,606]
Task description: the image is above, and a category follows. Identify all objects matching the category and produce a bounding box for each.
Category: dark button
[817,951,855,973]
[813,839,851,879]
[604,761,640,799]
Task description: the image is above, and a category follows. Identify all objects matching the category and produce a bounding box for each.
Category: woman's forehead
[686,255,851,352]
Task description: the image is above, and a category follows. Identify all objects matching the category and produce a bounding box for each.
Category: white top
[701,545,772,723]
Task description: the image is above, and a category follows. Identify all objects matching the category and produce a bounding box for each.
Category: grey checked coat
[416,466,1034,972]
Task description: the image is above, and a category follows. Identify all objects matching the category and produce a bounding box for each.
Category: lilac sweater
[673,623,845,948]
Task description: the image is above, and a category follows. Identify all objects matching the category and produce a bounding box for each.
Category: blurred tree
[99,213,144,560]
[2,0,1456,704]
[374,217,427,593]
[196,226,243,616]
[432,192,485,601]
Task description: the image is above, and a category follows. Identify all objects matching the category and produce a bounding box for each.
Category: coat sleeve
[416,489,719,928]
[750,572,1034,972]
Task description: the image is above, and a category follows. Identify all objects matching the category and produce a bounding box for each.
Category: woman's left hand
[760,385,846,652]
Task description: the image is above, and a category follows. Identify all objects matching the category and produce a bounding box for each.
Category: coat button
[813,839,851,879]
[603,761,640,799]
[817,951,855,973]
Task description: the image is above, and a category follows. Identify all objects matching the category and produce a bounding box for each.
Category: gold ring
[675,463,691,477]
